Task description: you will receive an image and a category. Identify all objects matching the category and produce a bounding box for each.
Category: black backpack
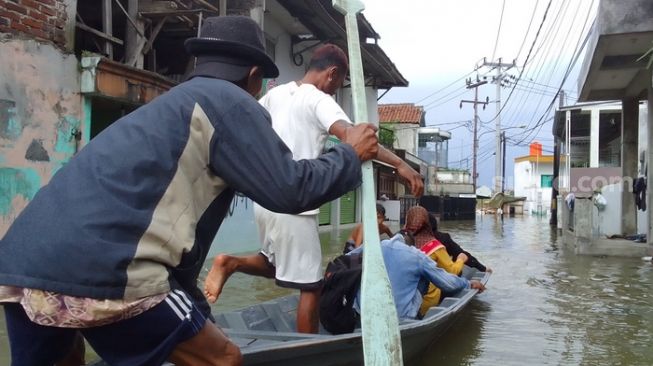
[319,253,363,334]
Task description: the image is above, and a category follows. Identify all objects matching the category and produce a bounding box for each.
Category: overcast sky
[362,0,598,189]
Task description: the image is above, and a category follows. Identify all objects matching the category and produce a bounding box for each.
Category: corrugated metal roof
[378,103,424,124]
[276,0,409,89]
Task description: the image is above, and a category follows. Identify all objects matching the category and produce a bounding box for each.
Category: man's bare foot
[204,254,237,304]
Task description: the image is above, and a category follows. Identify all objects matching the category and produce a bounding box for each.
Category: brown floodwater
[1,215,652,365]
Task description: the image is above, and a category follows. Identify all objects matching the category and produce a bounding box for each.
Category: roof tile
[378,103,424,124]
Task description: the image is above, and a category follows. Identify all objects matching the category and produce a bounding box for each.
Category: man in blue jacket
[349,235,486,320]
[0,16,378,366]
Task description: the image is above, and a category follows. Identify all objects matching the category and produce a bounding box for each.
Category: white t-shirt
[258,81,352,214]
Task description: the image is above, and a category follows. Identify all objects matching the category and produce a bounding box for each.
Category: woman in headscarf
[428,213,491,273]
[404,206,467,316]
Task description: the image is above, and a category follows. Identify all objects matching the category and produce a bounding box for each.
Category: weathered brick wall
[0,0,68,47]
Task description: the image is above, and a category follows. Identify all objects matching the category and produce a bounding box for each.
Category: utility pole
[550,91,565,226]
[481,57,515,194]
[460,78,488,190]
[501,131,506,193]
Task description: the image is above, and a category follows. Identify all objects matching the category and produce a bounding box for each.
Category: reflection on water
[2,214,653,365]
[418,216,653,366]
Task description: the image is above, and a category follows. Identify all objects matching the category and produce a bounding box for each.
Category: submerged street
[207,215,653,366]
[415,216,653,366]
[1,215,651,365]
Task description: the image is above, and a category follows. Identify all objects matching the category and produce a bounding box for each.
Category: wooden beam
[76,23,124,46]
[124,0,145,68]
[192,0,220,13]
[138,0,179,13]
[127,16,169,67]
[113,0,147,39]
[102,0,113,59]
[140,9,213,17]
[144,16,168,54]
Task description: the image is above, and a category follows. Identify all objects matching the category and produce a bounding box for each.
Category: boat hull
[218,268,489,366]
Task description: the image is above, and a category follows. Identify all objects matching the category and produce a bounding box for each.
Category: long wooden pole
[332,1,403,365]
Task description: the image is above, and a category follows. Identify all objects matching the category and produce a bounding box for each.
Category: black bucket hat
[185,16,279,81]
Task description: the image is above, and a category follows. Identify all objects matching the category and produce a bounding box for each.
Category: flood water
[1,208,653,365]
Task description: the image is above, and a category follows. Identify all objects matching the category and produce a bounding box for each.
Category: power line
[414,71,474,105]
[478,0,554,125]
[511,25,593,145]
[424,89,470,111]
[515,0,540,61]
[491,0,506,61]
[522,0,581,132]
[510,2,595,145]
[499,0,569,129]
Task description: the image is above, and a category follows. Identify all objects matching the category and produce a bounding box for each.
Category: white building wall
[387,123,418,154]
[513,159,553,214]
[263,15,306,84]
[513,161,531,198]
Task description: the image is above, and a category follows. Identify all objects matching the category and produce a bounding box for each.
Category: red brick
[10,21,28,32]
[25,25,47,38]
[20,0,40,10]
[22,17,43,29]
[5,2,28,14]
[0,25,10,33]
[35,0,55,6]
[0,10,21,21]
[39,4,55,16]
[0,16,9,26]
[28,9,47,22]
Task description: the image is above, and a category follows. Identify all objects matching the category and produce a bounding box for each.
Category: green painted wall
[0,168,41,216]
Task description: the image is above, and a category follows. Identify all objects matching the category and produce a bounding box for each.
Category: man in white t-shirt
[204,44,423,333]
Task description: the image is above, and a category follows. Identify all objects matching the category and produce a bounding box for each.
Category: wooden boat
[217,267,490,366]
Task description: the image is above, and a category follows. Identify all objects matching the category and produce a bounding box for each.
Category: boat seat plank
[240,305,278,331]
[262,303,295,333]
[222,312,250,330]
[275,295,299,313]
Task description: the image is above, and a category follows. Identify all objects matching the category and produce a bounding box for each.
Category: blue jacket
[350,235,470,319]
[0,77,362,313]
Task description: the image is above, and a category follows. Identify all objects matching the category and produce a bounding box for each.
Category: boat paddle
[332,1,403,364]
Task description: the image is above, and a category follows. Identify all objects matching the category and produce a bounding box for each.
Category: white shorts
[254,204,323,290]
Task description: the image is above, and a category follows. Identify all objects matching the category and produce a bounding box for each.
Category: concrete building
[556,0,653,257]
[378,103,474,197]
[0,0,408,236]
[514,143,553,216]
[378,103,475,220]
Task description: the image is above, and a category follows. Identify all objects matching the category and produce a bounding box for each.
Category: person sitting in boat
[203,44,423,334]
[428,213,492,274]
[343,203,394,254]
[0,16,381,366]
[404,206,469,317]
[347,234,485,320]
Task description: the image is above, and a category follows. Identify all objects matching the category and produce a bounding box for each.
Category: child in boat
[404,206,468,317]
[343,204,394,254]
[429,213,492,273]
[347,234,485,320]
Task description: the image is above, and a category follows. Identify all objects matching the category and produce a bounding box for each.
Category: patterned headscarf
[404,206,436,249]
